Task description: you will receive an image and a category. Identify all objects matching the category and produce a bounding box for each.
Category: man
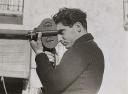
[30,8,104,94]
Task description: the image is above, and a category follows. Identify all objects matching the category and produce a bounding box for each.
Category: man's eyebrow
[58,29,64,33]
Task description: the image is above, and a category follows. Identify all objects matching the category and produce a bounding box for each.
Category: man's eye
[60,31,64,35]
[58,30,64,35]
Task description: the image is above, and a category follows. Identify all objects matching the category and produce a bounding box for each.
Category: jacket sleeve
[35,51,89,94]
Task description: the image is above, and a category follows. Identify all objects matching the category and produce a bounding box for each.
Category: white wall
[0,0,128,94]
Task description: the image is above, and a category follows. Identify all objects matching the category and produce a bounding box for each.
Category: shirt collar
[73,33,94,46]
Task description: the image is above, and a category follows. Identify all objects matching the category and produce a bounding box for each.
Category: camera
[26,28,59,41]
[26,31,38,41]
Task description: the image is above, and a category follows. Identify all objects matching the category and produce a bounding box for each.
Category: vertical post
[123,0,128,31]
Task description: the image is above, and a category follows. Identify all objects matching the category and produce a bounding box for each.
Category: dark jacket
[35,33,104,94]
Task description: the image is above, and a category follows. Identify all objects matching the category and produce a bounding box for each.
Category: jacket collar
[73,33,94,46]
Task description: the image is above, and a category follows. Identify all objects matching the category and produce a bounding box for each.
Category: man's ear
[73,22,82,32]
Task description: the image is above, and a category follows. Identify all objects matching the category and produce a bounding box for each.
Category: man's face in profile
[57,23,78,49]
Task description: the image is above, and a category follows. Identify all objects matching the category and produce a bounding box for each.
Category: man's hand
[30,32,43,55]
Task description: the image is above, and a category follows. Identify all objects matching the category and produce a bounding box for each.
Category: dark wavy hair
[53,7,87,30]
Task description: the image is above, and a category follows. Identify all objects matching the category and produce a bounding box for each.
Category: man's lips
[62,41,68,46]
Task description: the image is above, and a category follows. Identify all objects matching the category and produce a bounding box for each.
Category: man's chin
[62,43,72,49]
[65,45,71,49]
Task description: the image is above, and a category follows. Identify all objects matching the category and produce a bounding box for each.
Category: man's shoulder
[72,40,99,52]
[70,40,104,60]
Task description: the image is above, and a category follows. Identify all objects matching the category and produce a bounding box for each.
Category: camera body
[27,31,38,41]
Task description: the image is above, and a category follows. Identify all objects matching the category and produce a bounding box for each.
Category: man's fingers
[29,40,37,48]
[30,40,35,44]
[29,32,44,54]
[37,32,42,40]
[36,32,42,45]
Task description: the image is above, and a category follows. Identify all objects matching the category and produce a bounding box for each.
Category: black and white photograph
[0,0,128,94]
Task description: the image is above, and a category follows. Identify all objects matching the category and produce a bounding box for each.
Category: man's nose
[57,34,63,42]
